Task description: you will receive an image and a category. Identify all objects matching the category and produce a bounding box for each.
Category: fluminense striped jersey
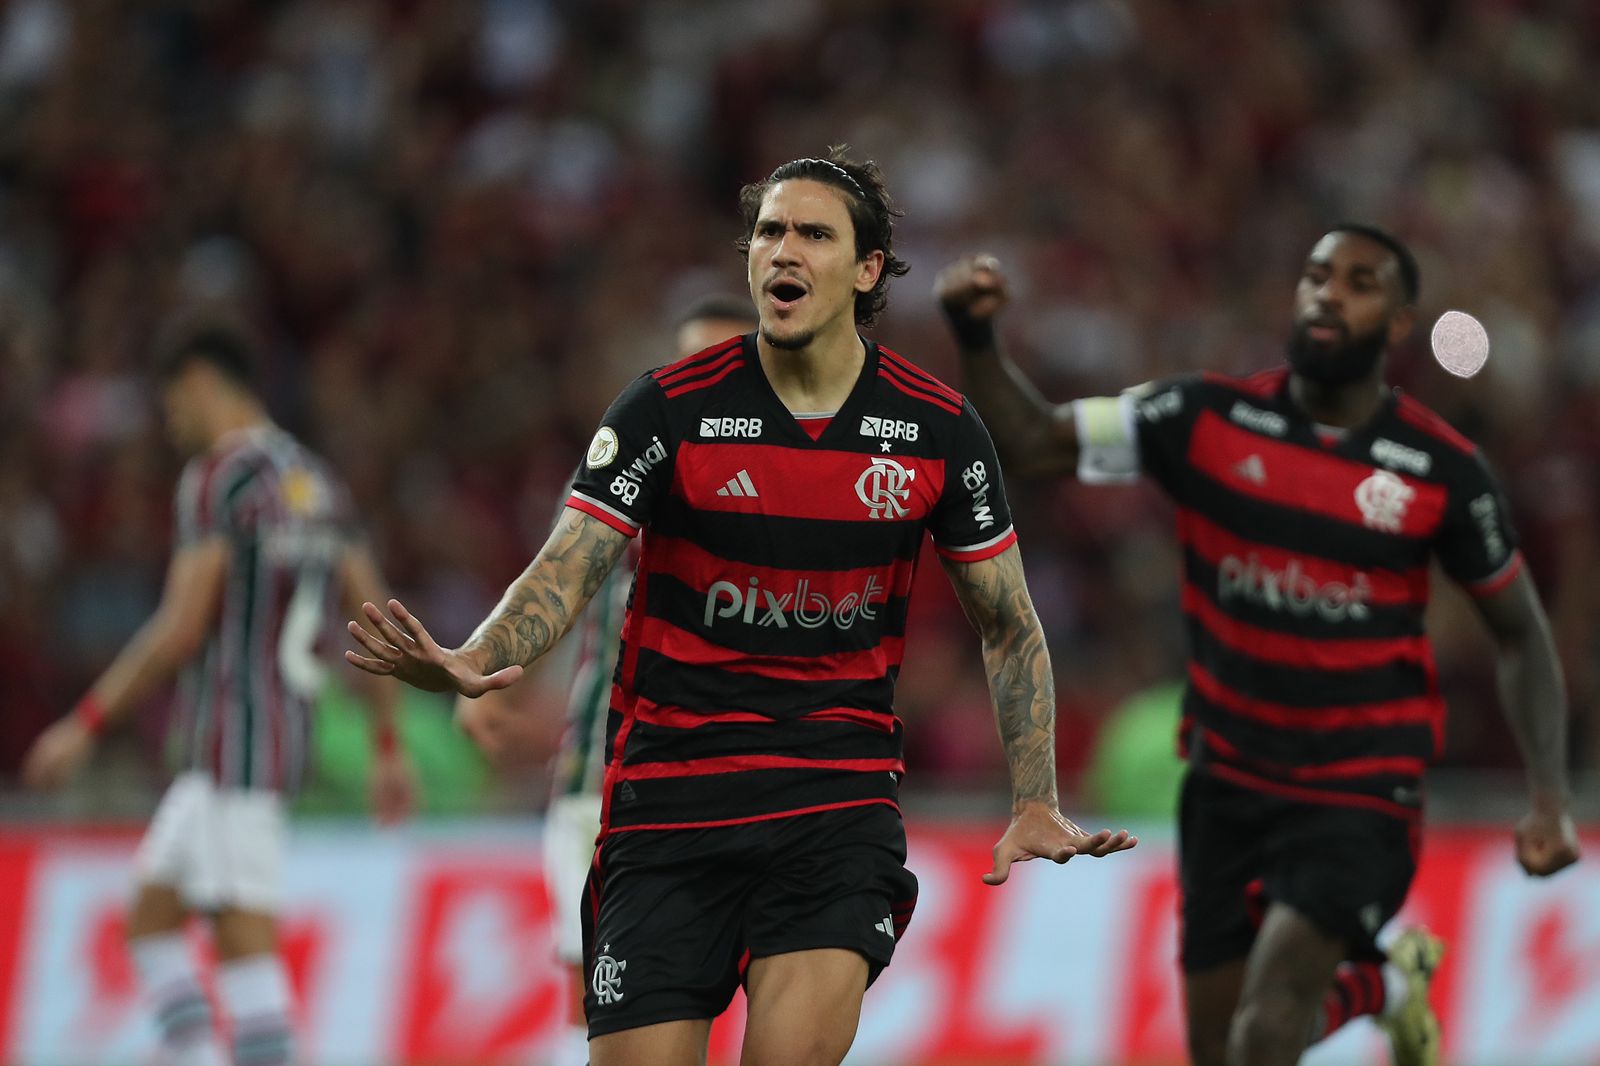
[172,424,358,794]
[567,335,1017,835]
[1131,368,1522,820]
[552,542,638,798]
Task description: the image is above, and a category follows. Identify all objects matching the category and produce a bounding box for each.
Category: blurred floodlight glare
[1431,310,1490,378]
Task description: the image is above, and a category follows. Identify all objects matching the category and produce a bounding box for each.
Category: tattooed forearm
[463,508,631,674]
[942,547,1059,808]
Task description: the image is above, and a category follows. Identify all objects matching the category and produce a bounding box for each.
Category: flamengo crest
[856,456,915,520]
[1354,470,1414,533]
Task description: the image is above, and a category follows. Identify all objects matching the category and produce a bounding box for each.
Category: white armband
[1071,394,1141,484]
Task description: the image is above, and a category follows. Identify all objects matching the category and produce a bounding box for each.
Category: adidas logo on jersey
[1233,454,1267,485]
[876,916,896,938]
[716,470,759,497]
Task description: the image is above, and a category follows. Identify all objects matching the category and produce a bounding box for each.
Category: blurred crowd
[3,0,1600,807]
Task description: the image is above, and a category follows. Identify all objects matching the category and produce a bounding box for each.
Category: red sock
[1319,960,1386,1038]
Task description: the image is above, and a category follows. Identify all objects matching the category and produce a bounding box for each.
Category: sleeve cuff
[1463,550,1523,597]
[934,526,1017,563]
[566,493,641,537]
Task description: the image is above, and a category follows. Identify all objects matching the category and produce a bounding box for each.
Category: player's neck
[1287,372,1387,430]
[756,326,865,414]
[204,400,271,452]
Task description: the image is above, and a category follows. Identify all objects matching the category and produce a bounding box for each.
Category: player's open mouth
[767,281,808,311]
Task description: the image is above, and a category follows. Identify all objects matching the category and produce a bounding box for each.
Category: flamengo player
[23,326,414,1066]
[454,293,758,1066]
[348,148,1135,1066]
[937,228,1580,1066]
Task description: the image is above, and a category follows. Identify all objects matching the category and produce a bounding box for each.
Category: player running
[350,147,1135,1066]
[24,325,414,1066]
[455,293,758,1066]
[936,228,1580,1066]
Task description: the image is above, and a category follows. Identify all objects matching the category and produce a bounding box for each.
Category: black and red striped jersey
[173,424,359,794]
[1131,368,1522,820]
[566,334,1017,835]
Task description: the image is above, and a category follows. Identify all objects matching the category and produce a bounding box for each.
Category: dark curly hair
[735,146,911,327]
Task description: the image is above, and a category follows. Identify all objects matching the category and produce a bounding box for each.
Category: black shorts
[580,802,918,1037]
[1178,767,1419,973]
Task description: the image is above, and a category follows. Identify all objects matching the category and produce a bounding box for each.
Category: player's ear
[1387,304,1417,347]
[855,249,885,294]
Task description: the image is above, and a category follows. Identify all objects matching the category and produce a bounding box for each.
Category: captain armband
[1070,394,1141,484]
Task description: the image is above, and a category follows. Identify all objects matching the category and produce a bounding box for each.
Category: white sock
[129,933,228,1066]
[217,953,296,1066]
[551,1024,591,1066]
[1381,957,1411,1018]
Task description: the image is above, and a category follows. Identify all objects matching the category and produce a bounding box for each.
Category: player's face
[675,315,756,359]
[1287,232,1413,386]
[159,365,208,455]
[747,179,884,351]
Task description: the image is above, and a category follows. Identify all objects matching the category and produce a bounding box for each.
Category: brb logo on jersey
[704,574,885,630]
[1217,554,1372,622]
[856,456,915,520]
[1355,470,1415,533]
[860,415,919,441]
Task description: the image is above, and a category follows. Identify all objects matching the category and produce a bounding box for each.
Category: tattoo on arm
[942,548,1058,808]
[464,509,631,674]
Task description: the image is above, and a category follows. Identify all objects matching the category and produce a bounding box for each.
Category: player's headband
[781,158,868,201]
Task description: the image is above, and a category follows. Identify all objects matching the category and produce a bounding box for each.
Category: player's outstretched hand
[935,253,1010,325]
[983,802,1137,886]
[1515,806,1580,877]
[346,599,523,696]
[21,716,95,790]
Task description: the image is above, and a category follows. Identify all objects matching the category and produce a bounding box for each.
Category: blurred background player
[22,325,414,1066]
[453,292,758,1066]
[350,148,1134,1066]
[938,229,1580,1066]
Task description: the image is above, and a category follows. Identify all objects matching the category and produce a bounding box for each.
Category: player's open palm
[1514,807,1580,876]
[983,802,1137,886]
[346,599,523,696]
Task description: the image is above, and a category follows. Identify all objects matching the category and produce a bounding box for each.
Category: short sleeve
[1435,450,1524,596]
[567,373,675,536]
[929,400,1018,562]
[1129,374,1205,498]
[174,455,258,547]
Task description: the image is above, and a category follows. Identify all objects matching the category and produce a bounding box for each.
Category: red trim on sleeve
[565,495,640,537]
[934,527,1017,563]
[1464,550,1524,598]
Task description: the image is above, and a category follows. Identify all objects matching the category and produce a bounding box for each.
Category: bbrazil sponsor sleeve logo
[608,436,668,507]
[1470,493,1508,564]
[961,461,996,530]
[587,427,620,468]
[699,417,763,439]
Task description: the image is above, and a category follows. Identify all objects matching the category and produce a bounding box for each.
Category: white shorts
[543,792,602,964]
[132,771,287,914]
